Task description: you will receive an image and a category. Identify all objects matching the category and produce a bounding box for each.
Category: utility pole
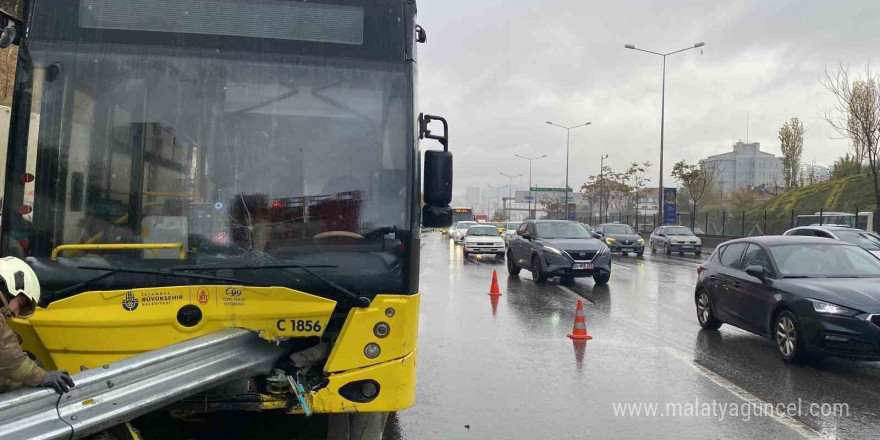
[599,154,609,222]
[515,154,548,219]
[500,172,522,221]
[625,41,705,224]
[546,121,591,219]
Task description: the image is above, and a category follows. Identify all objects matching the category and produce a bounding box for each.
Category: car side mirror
[659,234,666,238]
[745,265,765,280]
[520,231,532,239]
[421,114,452,228]
[592,232,602,239]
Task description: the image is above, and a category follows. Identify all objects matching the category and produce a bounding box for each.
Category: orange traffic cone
[567,300,593,340]
[490,294,500,316]
[488,270,501,297]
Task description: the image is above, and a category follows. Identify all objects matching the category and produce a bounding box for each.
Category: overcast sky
[415,0,880,200]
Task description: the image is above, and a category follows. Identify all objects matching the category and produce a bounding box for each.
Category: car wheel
[636,252,644,257]
[463,251,469,258]
[665,244,671,255]
[560,276,575,286]
[593,272,610,285]
[651,244,656,253]
[496,252,505,259]
[679,252,684,256]
[506,252,521,275]
[775,310,806,363]
[695,290,722,330]
[695,250,702,256]
[531,255,548,283]
[622,252,628,256]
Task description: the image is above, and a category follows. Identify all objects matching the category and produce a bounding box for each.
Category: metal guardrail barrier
[0,328,288,440]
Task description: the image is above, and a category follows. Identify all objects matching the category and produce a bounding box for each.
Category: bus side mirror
[421,114,452,228]
[0,12,22,49]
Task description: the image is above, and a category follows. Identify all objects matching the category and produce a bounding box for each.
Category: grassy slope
[758,173,878,213]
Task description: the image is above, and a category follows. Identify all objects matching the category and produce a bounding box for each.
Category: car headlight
[637,238,644,244]
[808,299,861,316]
[605,237,616,244]
[597,246,610,255]
[543,246,563,255]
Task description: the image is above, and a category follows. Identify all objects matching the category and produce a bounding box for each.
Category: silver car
[450,221,478,243]
[649,225,702,255]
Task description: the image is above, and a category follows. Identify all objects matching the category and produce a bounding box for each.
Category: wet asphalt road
[384,232,880,440]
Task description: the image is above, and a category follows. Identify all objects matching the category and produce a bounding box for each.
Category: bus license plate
[573,263,593,270]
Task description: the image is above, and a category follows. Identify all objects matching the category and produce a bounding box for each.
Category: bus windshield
[4,41,412,293]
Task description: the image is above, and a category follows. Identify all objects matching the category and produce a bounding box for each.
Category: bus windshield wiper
[172,263,370,308]
[52,266,256,298]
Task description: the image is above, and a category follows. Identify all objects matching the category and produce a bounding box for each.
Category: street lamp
[599,154,609,222]
[546,121,591,220]
[625,41,705,224]
[515,154,548,219]
[499,172,523,221]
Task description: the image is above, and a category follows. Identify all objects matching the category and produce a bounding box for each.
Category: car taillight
[697,266,704,276]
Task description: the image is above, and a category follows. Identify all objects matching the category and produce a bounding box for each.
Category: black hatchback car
[507,220,612,285]
[695,236,880,363]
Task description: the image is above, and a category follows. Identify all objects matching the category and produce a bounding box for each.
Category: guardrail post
[763,210,767,235]
[722,211,726,236]
[790,209,794,229]
[741,211,745,237]
[705,212,708,235]
[819,208,823,226]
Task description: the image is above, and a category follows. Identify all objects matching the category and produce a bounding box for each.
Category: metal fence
[573,209,880,237]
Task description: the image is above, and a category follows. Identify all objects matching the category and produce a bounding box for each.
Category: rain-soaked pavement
[382,232,880,440]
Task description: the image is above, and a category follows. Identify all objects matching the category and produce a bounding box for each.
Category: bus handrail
[50,243,185,261]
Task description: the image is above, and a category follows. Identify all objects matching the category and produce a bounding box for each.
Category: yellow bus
[1,1,451,437]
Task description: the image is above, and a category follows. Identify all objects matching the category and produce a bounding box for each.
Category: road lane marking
[664,347,824,439]
[557,285,594,305]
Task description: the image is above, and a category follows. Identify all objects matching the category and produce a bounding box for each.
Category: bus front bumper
[299,347,417,413]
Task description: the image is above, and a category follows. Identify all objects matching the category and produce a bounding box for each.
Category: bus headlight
[364,343,381,359]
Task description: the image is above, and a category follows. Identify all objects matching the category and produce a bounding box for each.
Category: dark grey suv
[507,220,612,285]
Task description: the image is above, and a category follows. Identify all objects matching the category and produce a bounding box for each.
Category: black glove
[41,370,75,394]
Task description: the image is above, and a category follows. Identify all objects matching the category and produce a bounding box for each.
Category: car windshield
[770,243,880,277]
[536,222,591,239]
[467,227,500,237]
[457,222,477,230]
[506,222,520,230]
[603,224,635,234]
[665,227,694,235]
[834,231,880,250]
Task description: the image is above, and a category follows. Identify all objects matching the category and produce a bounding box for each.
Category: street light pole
[599,154,609,223]
[546,121,591,220]
[625,41,705,225]
[515,154,548,219]
[500,172,523,221]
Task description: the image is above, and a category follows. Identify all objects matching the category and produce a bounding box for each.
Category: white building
[465,186,481,209]
[700,141,783,194]
[800,163,830,184]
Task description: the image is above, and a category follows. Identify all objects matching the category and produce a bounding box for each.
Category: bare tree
[820,63,880,207]
[671,160,719,228]
[778,117,805,189]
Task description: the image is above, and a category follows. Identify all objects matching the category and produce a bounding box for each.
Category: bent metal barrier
[0,328,287,440]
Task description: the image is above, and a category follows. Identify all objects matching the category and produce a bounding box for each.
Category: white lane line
[664,347,824,439]
[557,285,594,305]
